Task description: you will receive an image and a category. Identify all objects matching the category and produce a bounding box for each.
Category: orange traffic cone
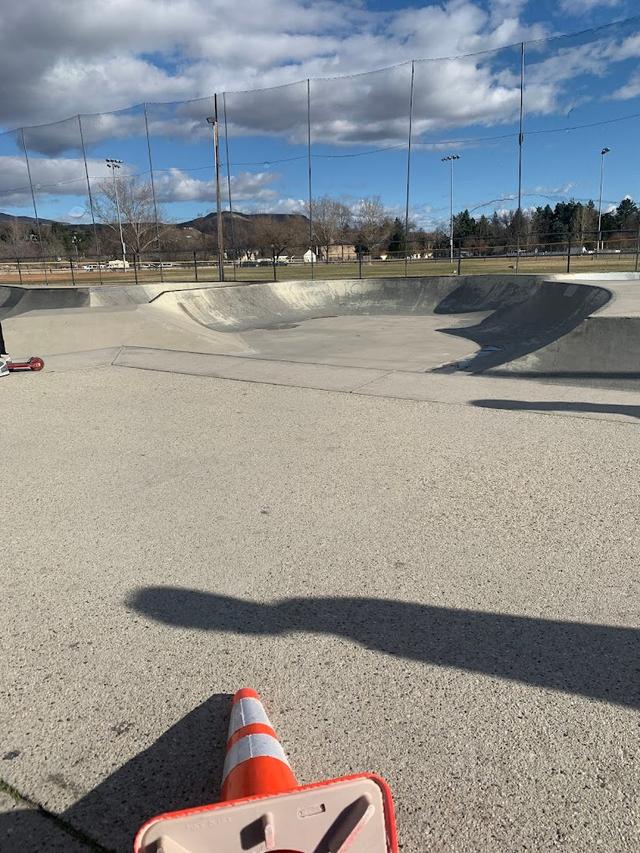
[134,688,398,852]
[221,687,298,801]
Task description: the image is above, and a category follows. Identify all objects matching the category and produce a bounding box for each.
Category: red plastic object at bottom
[7,356,44,372]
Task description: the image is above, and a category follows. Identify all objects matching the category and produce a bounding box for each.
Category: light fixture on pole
[597,147,610,254]
[105,158,126,269]
[207,102,225,282]
[441,154,460,262]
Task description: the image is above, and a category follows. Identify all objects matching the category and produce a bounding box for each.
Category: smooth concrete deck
[1,275,639,852]
[1,361,638,852]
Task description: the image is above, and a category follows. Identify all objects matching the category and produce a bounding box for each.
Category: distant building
[107,259,130,269]
[326,244,358,262]
[303,249,317,263]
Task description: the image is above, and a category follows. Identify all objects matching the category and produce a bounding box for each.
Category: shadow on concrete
[0,693,231,852]
[433,280,610,372]
[471,398,640,420]
[129,589,639,710]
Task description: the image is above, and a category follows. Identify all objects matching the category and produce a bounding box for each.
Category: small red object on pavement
[7,356,44,372]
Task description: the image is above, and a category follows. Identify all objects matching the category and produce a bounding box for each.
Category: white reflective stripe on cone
[228,698,272,736]
[222,733,291,782]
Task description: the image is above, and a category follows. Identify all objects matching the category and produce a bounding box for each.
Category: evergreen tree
[386,217,406,257]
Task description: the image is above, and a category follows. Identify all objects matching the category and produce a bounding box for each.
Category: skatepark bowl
[1,272,640,853]
[3,272,640,381]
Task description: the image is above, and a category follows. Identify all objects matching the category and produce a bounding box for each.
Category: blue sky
[1,0,639,229]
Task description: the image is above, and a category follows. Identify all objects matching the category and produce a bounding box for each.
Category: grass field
[1,253,638,288]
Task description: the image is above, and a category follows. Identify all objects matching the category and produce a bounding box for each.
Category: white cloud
[2,0,634,158]
[0,0,547,136]
[154,168,280,204]
[0,155,112,207]
[559,0,622,12]
[0,154,285,211]
[613,69,640,100]
[1,0,639,218]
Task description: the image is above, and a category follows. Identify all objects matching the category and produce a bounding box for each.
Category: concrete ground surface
[1,275,639,851]
[238,314,485,371]
[1,360,639,852]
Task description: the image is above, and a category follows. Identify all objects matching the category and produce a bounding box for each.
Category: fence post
[222,93,238,282]
[358,251,363,279]
[143,103,164,284]
[16,257,23,286]
[133,252,139,285]
[69,257,76,286]
[457,246,462,276]
[515,42,525,274]
[272,250,277,282]
[193,251,199,282]
[566,234,571,273]
[635,228,639,273]
[404,60,415,280]
[306,79,314,282]
[78,115,103,286]
[21,128,49,287]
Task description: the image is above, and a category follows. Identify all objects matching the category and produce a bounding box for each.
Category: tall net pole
[213,94,225,282]
[21,127,48,286]
[515,42,525,274]
[449,158,454,263]
[144,103,164,282]
[307,79,314,281]
[78,114,103,285]
[404,61,415,278]
[222,93,237,281]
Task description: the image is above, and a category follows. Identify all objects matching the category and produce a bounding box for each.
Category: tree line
[1,174,639,261]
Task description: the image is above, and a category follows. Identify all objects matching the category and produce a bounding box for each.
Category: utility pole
[105,158,126,269]
[441,154,460,263]
[515,41,525,273]
[207,99,225,282]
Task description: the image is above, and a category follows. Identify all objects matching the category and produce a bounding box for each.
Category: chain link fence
[1,16,640,287]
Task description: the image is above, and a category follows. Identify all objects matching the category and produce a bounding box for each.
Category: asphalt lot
[1,362,638,852]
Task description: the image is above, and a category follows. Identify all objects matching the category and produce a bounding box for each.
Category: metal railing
[1,228,638,288]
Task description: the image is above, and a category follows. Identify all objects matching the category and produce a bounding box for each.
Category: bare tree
[0,217,39,259]
[353,196,392,256]
[306,196,352,262]
[93,175,165,255]
[253,216,306,261]
[249,215,306,279]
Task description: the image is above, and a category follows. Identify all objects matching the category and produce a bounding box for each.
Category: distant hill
[0,210,307,236]
[0,209,310,256]
[0,212,54,225]
[178,211,308,234]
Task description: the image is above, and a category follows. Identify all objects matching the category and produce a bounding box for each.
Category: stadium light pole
[597,147,610,254]
[207,103,225,282]
[441,154,460,262]
[105,158,126,269]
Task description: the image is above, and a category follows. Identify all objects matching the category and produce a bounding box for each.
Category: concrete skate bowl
[154,275,627,375]
[0,284,90,315]
[4,275,640,377]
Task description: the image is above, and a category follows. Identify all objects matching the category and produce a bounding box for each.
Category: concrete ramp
[486,276,640,376]
[436,279,611,372]
[0,283,247,358]
[154,275,626,374]
[3,274,640,377]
